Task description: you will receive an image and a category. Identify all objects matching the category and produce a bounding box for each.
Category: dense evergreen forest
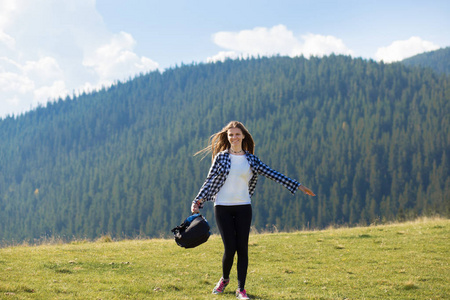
[0,54,449,245]
[402,47,450,75]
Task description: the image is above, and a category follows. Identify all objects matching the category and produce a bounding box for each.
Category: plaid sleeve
[253,156,301,194]
[194,153,229,204]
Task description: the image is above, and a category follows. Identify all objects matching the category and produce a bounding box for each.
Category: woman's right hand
[191,201,200,214]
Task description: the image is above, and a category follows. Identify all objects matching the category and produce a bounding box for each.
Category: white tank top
[215,154,252,206]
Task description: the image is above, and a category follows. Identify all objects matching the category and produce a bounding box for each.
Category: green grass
[0,217,448,299]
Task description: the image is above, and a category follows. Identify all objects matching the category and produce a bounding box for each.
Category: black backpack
[171,214,211,248]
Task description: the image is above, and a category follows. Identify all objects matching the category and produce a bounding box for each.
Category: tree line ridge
[0,53,448,243]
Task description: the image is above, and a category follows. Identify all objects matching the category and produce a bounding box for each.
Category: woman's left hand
[299,185,316,196]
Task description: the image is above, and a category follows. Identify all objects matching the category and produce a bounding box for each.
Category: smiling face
[227,127,245,150]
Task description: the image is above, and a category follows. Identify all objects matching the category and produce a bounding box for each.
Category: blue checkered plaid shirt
[194,150,301,207]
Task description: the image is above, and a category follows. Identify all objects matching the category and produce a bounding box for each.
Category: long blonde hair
[195,121,255,160]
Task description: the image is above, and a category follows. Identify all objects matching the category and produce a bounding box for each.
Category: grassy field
[0,217,448,299]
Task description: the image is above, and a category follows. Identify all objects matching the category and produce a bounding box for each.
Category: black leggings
[214,204,252,291]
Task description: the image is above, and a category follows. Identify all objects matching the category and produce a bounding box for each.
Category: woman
[192,121,315,300]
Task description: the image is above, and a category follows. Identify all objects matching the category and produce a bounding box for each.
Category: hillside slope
[402,47,450,75]
[0,55,449,243]
[0,218,448,299]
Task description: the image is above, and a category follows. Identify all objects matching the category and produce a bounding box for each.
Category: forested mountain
[0,55,449,244]
[402,47,450,75]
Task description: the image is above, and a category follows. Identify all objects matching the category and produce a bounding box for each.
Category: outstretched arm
[255,157,314,196]
[298,185,316,196]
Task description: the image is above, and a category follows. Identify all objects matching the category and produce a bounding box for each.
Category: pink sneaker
[236,289,250,299]
[212,277,230,294]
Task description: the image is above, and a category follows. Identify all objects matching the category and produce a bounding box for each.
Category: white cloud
[375,36,440,63]
[213,25,301,56]
[0,54,68,116]
[0,0,19,30]
[33,80,68,106]
[301,33,353,57]
[0,71,34,94]
[210,25,353,62]
[0,0,160,118]
[207,51,242,63]
[6,96,20,106]
[0,31,15,49]
[23,57,64,83]
[83,32,159,84]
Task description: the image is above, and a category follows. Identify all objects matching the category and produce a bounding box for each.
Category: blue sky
[1,0,449,118]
